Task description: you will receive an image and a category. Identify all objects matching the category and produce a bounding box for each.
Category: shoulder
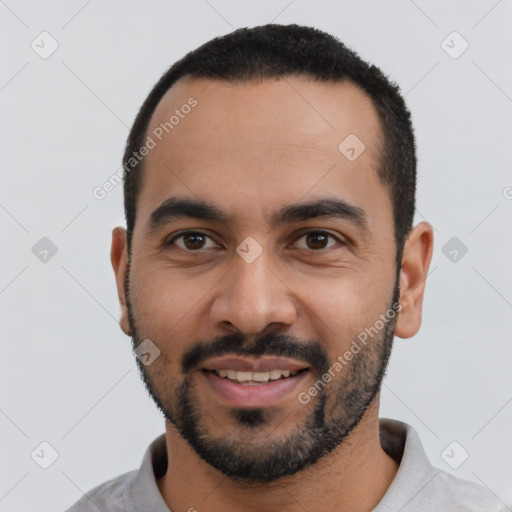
[63,469,137,512]
[426,469,503,511]
[378,419,503,511]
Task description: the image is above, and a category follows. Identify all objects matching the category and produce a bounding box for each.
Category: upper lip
[201,356,310,373]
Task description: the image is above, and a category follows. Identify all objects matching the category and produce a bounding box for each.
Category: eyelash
[165,230,345,252]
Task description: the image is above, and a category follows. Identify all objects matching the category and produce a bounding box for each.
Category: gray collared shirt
[64,418,502,511]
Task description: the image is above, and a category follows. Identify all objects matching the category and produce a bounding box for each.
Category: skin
[111,75,434,511]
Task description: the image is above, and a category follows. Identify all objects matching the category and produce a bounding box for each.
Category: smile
[208,368,305,385]
[201,368,311,406]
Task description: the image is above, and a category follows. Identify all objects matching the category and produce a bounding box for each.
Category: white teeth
[269,369,282,379]
[236,371,252,382]
[214,369,299,382]
[251,371,270,382]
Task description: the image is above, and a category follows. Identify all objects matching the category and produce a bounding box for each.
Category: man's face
[122,76,400,483]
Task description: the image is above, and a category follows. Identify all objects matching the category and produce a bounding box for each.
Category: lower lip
[201,369,310,407]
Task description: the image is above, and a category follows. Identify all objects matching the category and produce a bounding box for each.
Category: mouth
[203,367,309,385]
[200,367,311,407]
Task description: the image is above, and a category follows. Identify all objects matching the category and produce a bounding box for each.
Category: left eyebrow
[268,197,369,232]
[146,196,369,234]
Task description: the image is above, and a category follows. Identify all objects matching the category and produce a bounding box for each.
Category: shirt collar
[124,431,169,511]
[373,418,439,511]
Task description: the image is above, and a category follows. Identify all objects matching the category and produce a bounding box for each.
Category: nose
[209,250,297,335]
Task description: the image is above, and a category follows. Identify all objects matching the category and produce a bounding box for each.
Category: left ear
[394,221,434,339]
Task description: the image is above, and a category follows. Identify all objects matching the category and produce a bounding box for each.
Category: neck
[157,398,399,512]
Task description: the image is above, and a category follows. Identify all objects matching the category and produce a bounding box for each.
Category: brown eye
[295,231,340,250]
[168,231,218,251]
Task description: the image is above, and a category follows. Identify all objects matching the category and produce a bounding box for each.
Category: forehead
[135,75,391,235]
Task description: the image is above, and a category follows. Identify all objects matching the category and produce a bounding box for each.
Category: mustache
[181,331,330,375]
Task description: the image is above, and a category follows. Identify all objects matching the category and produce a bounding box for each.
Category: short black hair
[122,23,416,271]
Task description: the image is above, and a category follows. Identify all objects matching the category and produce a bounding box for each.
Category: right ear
[110,227,131,336]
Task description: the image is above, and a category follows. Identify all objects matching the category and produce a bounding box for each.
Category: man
[65,24,501,511]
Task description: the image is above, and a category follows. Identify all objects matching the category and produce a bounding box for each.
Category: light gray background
[1,1,511,510]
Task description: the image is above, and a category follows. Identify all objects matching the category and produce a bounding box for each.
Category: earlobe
[394,222,434,339]
[110,227,131,336]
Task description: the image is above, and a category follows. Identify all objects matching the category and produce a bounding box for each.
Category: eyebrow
[147,196,369,234]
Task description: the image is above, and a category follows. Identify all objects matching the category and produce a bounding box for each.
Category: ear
[110,227,131,336]
[394,221,434,339]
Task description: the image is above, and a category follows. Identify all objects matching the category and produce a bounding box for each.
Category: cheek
[131,265,216,340]
[298,267,394,350]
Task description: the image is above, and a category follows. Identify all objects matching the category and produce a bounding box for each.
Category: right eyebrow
[147,197,232,234]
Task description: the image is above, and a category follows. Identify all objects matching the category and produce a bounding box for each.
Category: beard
[125,268,400,484]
